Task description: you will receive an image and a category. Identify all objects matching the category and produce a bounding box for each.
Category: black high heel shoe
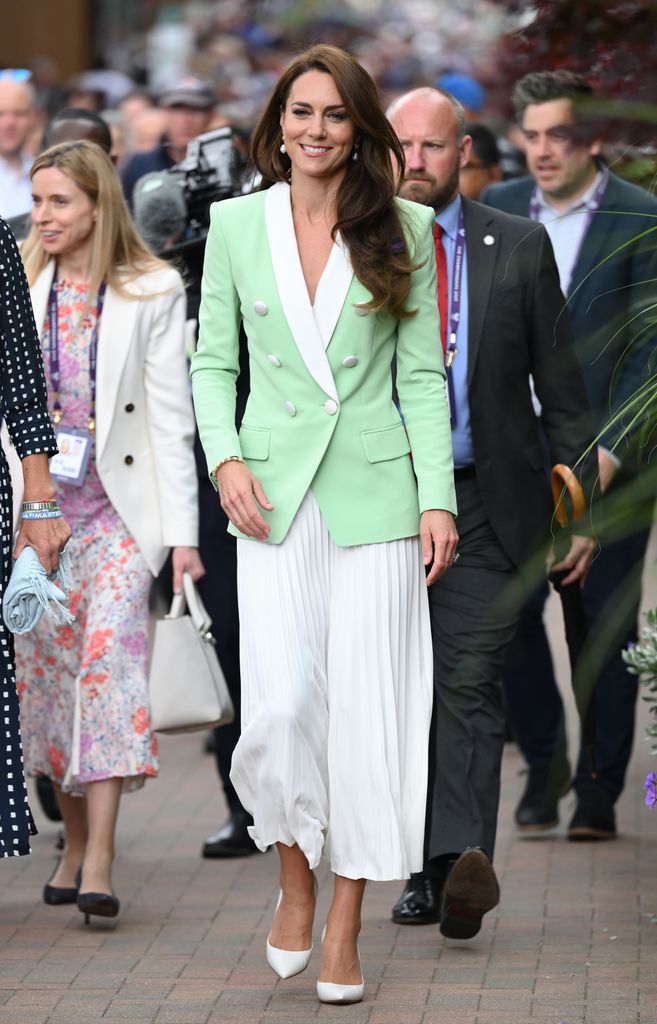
[43,866,81,906]
[77,890,120,925]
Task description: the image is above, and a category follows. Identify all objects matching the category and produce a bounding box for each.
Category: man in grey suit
[387,88,596,939]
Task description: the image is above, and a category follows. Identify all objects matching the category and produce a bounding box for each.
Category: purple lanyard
[48,276,106,432]
[445,207,466,370]
[528,166,609,265]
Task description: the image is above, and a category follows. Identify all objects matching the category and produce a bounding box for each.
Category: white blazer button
[285,401,297,417]
[253,300,268,316]
[324,399,338,415]
[268,354,282,367]
[354,304,368,316]
[342,355,359,368]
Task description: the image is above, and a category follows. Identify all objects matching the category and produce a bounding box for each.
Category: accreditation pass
[49,427,92,487]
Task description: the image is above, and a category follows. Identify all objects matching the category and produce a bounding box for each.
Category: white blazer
[30,262,198,575]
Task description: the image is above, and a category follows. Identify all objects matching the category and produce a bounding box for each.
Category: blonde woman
[17,140,203,923]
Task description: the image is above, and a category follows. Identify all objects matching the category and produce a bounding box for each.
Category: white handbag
[148,572,235,734]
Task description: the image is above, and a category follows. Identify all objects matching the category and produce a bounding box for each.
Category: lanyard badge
[47,277,106,486]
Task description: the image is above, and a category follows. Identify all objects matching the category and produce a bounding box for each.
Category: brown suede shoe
[440,848,500,940]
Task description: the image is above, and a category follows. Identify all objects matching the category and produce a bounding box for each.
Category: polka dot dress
[0,217,58,856]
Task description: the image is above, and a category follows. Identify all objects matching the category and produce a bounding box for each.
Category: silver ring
[451,552,460,565]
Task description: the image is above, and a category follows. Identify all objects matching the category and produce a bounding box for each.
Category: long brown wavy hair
[250,44,420,320]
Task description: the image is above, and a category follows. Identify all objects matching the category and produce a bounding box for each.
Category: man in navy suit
[483,70,657,840]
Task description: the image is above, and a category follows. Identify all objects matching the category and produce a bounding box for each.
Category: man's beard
[399,162,460,212]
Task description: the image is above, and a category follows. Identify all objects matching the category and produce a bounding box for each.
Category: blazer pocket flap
[239,425,271,461]
[361,422,411,463]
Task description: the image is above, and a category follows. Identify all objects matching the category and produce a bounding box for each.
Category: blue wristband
[21,510,63,520]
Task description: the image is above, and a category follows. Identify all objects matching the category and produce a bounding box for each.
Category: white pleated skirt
[231,490,433,881]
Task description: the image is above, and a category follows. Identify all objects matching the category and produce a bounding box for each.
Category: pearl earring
[280,140,287,154]
[351,146,359,162]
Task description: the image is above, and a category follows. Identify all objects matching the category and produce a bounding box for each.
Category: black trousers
[503,515,650,802]
[425,477,520,863]
[196,475,245,816]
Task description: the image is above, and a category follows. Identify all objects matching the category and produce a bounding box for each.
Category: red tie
[433,221,448,356]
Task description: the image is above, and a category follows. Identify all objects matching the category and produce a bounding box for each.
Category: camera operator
[121,77,216,208]
[134,129,257,859]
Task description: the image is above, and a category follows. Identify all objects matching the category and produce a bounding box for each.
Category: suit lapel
[94,285,138,461]
[462,198,498,384]
[264,182,339,400]
[30,261,56,341]
[312,234,353,350]
[566,175,616,311]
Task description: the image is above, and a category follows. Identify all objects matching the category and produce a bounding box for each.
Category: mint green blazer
[191,181,456,546]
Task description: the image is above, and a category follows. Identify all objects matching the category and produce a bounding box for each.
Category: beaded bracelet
[210,455,244,485]
[22,510,63,520]
[23,500,59,512]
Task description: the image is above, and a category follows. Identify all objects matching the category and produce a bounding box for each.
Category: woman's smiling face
[280,69,356,184]
[31,166,96,259]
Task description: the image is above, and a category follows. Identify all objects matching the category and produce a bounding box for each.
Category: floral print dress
[16,279,158,794]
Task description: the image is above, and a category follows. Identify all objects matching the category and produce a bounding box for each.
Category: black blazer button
[125,403,135,413]
[124,455,134,465]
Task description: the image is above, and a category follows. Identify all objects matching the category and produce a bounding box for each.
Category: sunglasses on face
[0,69,32,82]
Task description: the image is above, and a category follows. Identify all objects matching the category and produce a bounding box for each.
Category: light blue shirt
[436,195,474,469]
[535,171,602,294]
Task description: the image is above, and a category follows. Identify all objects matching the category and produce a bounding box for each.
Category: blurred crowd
[0,0,530,227]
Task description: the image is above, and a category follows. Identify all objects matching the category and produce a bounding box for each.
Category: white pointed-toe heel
[317,927,364,1004]
[266,876,317,979]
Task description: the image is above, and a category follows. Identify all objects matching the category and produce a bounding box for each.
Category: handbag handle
[167,572,213,634]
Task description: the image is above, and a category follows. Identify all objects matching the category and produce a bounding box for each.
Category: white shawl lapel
[265,182,352,401]
[94,285,139,461]
[29,261,57,342]
[313,233,354,350]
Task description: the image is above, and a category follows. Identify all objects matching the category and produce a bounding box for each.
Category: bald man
[387,88,595,940]
[0,78,37,218]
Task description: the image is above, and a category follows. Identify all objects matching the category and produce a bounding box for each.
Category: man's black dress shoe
[202,810,259,858]
[391,871,441,925]
[515,764,570,832]
[440,848,500,940]
[567,788,617,841]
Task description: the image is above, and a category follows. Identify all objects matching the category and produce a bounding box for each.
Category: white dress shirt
[0,155,32,220]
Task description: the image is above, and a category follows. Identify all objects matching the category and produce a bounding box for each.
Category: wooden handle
[551,464,586,528]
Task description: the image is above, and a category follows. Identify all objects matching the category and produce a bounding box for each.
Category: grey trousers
[426,477,520,863]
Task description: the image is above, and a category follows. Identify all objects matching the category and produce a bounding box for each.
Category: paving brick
[103,1001,160,1020]
[154,1012,212,1024]
[0,576,654,1024]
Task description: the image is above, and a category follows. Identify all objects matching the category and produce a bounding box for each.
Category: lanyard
[48,276,107,432]
[528,166,609,261]
[444,206,466,370]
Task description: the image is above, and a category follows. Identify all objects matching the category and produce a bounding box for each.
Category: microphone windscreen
[133,171,187,252]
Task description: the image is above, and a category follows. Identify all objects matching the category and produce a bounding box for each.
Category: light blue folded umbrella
[3,546,74,635]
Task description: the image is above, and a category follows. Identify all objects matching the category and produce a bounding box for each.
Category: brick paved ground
[1,558,656,1024]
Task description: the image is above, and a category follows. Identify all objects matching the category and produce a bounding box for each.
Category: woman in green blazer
[191,44,457,1004]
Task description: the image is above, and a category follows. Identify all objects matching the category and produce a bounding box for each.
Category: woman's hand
[13,516,72,575]
[172,546,205,594]
[420,509,459,586]
[216,461,273,541]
